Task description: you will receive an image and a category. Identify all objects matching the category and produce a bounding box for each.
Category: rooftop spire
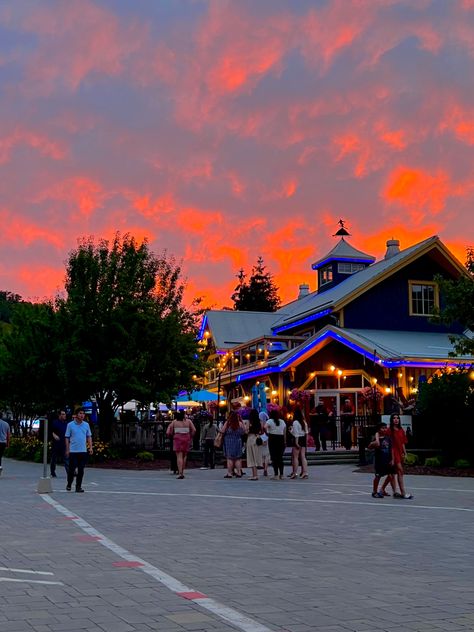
[333,218,351,238]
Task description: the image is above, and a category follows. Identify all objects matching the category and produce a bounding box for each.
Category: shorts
[374,464,395,477]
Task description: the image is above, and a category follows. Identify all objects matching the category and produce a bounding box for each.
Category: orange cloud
[383,167,451,222]
[0,210,63,247]
[0,128,66,164]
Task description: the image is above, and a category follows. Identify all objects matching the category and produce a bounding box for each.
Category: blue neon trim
[272,309,332,334]
[198,314,208,340]
[236,366,280,382]
[312,257,373,270]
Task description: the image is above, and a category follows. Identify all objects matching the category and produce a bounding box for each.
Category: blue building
[200,227,473,425]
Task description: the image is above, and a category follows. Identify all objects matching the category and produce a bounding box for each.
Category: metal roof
[205,310,283,350]
[311,237,375,270]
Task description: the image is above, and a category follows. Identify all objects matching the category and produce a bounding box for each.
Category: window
[338,262,364,274]
[320,265,333,286]
[409,281,438,316]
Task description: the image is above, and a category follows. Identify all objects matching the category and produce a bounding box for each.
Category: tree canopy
[0,234,205,439]
[231,256,280,312]
[435,246,474,356]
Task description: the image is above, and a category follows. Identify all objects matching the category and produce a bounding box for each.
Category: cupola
[311,220,375,293]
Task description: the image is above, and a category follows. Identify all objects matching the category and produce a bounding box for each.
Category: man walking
[65,408,93,493]
[0,418,11,476]
[50,410,68,478]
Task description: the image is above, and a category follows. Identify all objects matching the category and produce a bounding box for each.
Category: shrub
[136,451,154,462]
[5,436,44,461]
[33,448,43,463]
[453,458,472,468]
[425,456,443,467]
[404,453,419,466]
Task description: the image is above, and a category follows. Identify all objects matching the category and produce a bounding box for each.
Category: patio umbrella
[258,382,268,413]
[175,390,218,402]
[251,384,259,410]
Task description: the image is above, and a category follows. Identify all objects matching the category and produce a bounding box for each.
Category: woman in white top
[290,408,308,479]
[265,410,286,479]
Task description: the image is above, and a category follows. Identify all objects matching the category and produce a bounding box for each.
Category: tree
[56,233,205,440]
[0,291,22,324]
[434,247,474,355]
[231,257,280,312]
[0,301,61,423]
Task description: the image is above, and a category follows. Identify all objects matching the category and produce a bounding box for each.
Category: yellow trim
[408,280,439,317]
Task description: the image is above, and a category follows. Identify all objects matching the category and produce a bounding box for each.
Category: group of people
[371,413,413,499]
[166,407,311,481]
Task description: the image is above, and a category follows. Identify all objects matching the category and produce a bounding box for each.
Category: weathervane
[333,218,351,238]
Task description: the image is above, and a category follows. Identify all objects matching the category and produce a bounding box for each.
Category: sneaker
[75,488,84,493]
[371,492,384,498]
[66,485,72,491]
[199,467,208,470]
[393,492,403,498]
[51,473,57,478]
[403,493,413,499]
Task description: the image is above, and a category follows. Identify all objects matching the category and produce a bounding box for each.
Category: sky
[1,0,474,309]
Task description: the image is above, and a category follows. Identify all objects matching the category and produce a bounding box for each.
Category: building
[199,225,473,431]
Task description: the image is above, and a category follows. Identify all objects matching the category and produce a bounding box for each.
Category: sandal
[301,474,308,479]
[289,473,297,479]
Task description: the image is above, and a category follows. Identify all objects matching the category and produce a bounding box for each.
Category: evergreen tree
[232,257,280,312]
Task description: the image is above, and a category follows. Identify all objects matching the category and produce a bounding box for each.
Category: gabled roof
[266,326,474,369]
[272,235,466,332]
[312,237,375,270]
[204,310,282,350]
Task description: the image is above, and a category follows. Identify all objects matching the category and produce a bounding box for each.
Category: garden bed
[355,464,474,478]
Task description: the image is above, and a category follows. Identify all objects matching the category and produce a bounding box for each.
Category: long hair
[227,410,241,431]
[269,410,281,427]
[293,408,307,432]
[248,409,261,435]
[389,412,401,432]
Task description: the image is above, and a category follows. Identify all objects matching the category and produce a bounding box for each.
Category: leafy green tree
[0,291,22,324]
[231,257,280,312]
[435,246,474,355]
[0,301,61,423]
[416,368,474,461]
[56,233,204,440]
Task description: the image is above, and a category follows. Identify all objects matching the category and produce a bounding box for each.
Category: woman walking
[222,411,246,478]
[389,413,413,499]
[201,417,218,469]
[166,410,196,479]
[246,409,262,480]
[290,408,308,479]
[265,410,286,480]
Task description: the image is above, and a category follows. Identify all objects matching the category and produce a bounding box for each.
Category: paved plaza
[0,459,473,632]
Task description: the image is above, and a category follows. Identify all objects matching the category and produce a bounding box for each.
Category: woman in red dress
[390,413,413,499]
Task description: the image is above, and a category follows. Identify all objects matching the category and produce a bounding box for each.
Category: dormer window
[320,265,333,286]
[338,262,365,274]
[409,281,439,316]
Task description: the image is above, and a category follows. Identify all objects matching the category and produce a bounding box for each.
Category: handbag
[214,432,223,449]
[256,436,263,446]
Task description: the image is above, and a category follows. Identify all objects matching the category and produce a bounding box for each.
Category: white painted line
[42,495,273,632]
[78,489,474,513]
[0,566,54,576]
[0,577,63,585]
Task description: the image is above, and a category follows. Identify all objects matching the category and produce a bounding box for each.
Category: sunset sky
[1,0,473,308]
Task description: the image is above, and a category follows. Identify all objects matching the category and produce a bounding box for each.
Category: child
[370,422,397,498]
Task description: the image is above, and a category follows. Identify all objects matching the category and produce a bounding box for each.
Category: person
[246,409,262,480]
[50,410,69,478]
[289,408,308,479]
[371,422,397,498]
[200,417,218,469]
[222,410,246,478]
[327,408,337,450]
[167,410,196,479]
[340,398,354,450]
[258,411,270,476]
[193,406,211,450]
[310,403,328,451]
[0,418,11,476]
[65,408,93,493]
[389,413,413,499]
[265,410,286,480]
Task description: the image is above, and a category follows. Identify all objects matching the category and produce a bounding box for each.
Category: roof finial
[333,218,350,238]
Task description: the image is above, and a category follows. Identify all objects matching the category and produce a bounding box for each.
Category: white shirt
[291,420,307,438]
[265,418,286,435]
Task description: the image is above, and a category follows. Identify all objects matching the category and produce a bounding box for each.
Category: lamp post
[37,416,52,494]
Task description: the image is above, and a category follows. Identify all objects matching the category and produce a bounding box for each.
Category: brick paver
[1,458,473,631]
